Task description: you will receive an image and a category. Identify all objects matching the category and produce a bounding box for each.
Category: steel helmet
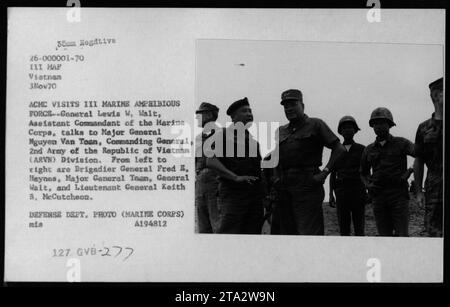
[338,115,360,134]
[369,107,396,127]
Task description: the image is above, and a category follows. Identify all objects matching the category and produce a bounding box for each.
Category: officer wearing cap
[195,102,220,233]
[206,97,264,234]
[360,107,415,237]
[274,89,345,235]
[329,116,367,236]
[413,77,444,237]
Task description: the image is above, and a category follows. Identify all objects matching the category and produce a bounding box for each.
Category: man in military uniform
[360,107,415,237]
[329,116,367,236]
[262,151,281,234]
[195,102,220,233]
[414,77,444,237]
[275,89,345,235]
[206,97,264,234]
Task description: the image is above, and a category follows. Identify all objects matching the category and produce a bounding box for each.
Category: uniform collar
[431,112,443,123]
[289,114,308,130]
[343,139,355,146]
[375,134,393,146]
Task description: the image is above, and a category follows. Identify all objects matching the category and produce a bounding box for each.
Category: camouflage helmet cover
[338,115,360,134]
[369,107,396,127]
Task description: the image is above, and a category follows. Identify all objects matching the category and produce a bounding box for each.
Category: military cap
[280,89,302,105]
[226,97,250,116]
[195,102,219,114]
[429,77,443,91]
[338,115,360,134]
[369,107,396,127]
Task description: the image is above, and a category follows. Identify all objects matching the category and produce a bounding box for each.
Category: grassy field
[197,193,427,236]
[322,194,427,236]
[261,193,427,236]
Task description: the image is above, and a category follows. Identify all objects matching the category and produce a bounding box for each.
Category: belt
[280,167,319,186]
[372,179,408,189]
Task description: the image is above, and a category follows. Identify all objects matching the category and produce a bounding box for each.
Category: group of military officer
[195,77,444,237]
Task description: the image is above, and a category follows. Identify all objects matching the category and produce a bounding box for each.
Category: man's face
[340,122,356,140]
[195,111,214,128]
[232,105,253,125]
[283,100,304,121]
[431,88,443,108]
[371,119,390,138]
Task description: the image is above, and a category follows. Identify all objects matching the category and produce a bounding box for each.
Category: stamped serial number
[134,220,167,227]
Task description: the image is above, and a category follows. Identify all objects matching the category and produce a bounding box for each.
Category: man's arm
[413,157,425,207]
[401,167,414,181]
[316,119,346,178]
[313,141,345,184]
[360,147,371,189]
[403,138,416,158]
[329,170,336,207]
[412,125,425,206]
[206,157,258,184]
[325,141,346,171]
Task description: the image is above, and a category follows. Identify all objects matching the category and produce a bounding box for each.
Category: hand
[312,171,328,184]
[234,175,259,185]
[401,167,414,181]
[366,182,380,195]
[329,194,336,208]
[271,177,281,189]
[263,197,272,211]
[416,190,425,209]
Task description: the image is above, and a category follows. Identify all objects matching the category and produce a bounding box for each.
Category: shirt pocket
[383,150,402,162]
[423,130,440,144]
[367,152,380,164]
[293,131,316,148]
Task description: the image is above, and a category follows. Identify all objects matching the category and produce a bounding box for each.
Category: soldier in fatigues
[329,116,367,236]
[206,97,264,234]
[360,107,415,237]
[195,102,220,233]
[274,89,345,235]
[414,77,443,237]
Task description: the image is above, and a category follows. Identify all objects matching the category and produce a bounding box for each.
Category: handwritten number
[101,247,111,256]
[112,246,122,258]
[123,247,134,261]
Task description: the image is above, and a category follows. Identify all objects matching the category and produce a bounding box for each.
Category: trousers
[371,188,409,237]
[424,173,443,237]
[195,169,219,233]
[277,169,325,235]
[216,184,263,234]
[335,185,366,236]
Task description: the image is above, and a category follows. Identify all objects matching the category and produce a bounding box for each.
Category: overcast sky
[196,39,443,194]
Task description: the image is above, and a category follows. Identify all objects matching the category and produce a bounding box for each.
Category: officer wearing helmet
[413,77,444,237]
[360,107,415,237]
[273,89,345,235]
[195,102,220,233]
[329,116,367,236]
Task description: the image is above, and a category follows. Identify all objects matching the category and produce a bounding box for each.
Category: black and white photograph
[2,5,446,285]
[195,39,444,238]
